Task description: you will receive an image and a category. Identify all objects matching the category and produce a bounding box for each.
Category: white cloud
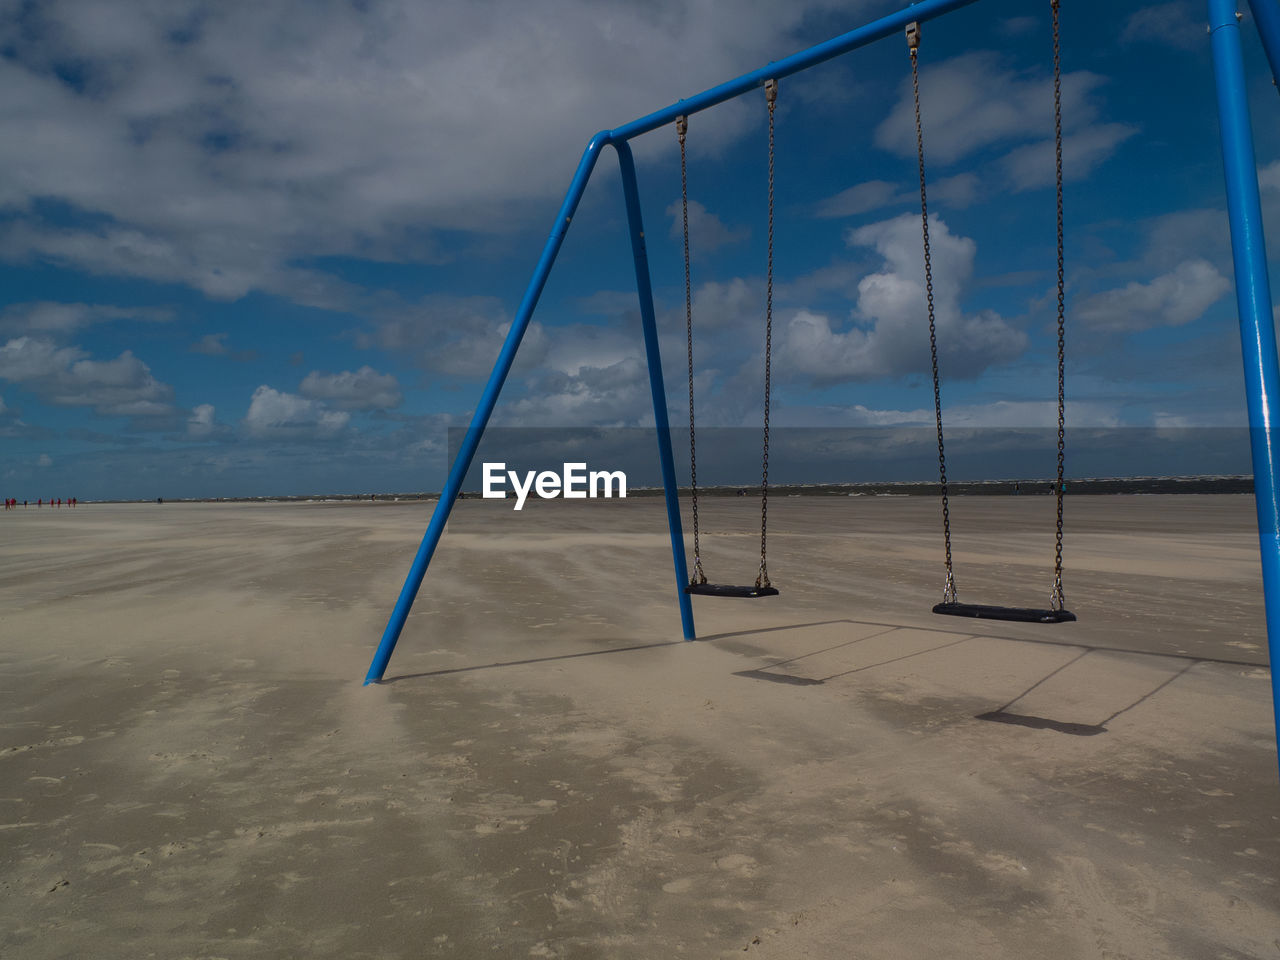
[188,331,257,362]
[1138,207,1229,273]
[0,337,85,381]
[0,395,6,414]
[1074,259,1231,332]
[666,199,748,252]
[769,397,1122,429]
[816,180,909,218]
[778,214,1026,385]
[190,333,229,356]
[931,173,981,210]
[357,294,547,378]
[299,366,402,411]
[999,16,1039,37]
[0,337,175,420]
[498,356,653,427]
[776,260,869,307]
[243,385,349,439]
[820,403,933,427]
[55,352,175,417]
[874,52,1108,165]
[0,301,171,336]
[1121,3,1203,52]
[1260,161,1280,193]
[37,454,52,468]
[1152,412,1207,428]
[0,0,879,302]
[187,403,219,439]
[816,173,979,220]
[1001,123,1138,192]
[946,399,1121,429]
[541,326,640,379]
[688,277,765,332]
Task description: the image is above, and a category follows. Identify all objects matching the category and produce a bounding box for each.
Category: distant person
[71,497,76,508]
[37,498,41,508]
[157,497,164,504]
[1014,482,1020,495]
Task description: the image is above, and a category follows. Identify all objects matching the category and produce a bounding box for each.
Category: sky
[1,0,1278,499]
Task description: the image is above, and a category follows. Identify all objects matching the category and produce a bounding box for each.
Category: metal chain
[1051,0,1067,611]
[757,79,777,590]
[678,116,706,586]
[908,23,957,605]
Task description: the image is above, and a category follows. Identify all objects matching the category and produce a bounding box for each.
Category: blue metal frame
[1210,0,1280,776]
[364,0,981,683]
[367,0,1280,791]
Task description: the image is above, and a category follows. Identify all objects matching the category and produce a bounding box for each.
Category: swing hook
[690,555,707,587]
[755,562,771,591]
[1049,575,1066,612]
[941,569,958,605]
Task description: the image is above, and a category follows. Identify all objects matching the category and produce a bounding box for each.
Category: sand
[0,494,1277,959]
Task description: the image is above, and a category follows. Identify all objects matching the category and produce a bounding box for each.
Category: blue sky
[1,0,1278,499]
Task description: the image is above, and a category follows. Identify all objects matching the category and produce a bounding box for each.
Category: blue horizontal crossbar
[609,0,982,142]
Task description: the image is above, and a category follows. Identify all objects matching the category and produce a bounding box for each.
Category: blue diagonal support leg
[363,133,613,684]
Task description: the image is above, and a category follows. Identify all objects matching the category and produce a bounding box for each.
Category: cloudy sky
[1,0,1277,499]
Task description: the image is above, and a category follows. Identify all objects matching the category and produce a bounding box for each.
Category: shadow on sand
[718,618,1249,736]
[382,616,1258,737]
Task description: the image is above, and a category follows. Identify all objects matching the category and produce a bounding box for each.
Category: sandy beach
[1,494,1277,959]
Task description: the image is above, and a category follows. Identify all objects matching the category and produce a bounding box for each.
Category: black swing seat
[686,582,779,598]
[933,602,1076,624]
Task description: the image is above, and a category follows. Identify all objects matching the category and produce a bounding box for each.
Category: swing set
[365,0,1280,767]
[675,14,1073,620]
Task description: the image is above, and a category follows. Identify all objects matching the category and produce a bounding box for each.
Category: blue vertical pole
[1247,0,1280,89]
[1209,0,1280,777]
[613,141,697,640]
[364,133,613,684]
